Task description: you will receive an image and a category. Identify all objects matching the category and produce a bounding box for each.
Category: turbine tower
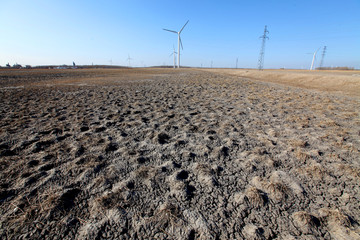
[169,45,177,68]
[319,46,327,69]
[163,20,189,68]
[258,25,269,70]
[310,47,321,70]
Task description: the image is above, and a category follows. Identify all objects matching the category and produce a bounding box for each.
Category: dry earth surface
[0,68,359,239]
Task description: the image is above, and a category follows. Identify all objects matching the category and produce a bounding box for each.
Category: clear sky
[1,0,359,69]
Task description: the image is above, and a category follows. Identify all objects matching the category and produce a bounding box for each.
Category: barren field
[0,68,359,239]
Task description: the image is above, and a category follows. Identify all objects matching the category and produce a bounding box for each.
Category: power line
[258,25,269,70]
[274,35,359,42]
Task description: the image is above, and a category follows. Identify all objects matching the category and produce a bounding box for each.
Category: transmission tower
[127,54,133,67]
[258,25,269,70]
[319,46,327,69]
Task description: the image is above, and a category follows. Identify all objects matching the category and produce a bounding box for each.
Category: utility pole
[236,58,238,69]
[258,25,269,70]
[319,46,327,69]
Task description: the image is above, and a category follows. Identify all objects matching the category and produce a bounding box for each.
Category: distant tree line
[0,64,130,69]
[0,63,31,69]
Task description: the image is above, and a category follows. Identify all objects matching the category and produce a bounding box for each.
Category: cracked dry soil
[0,68,359,239]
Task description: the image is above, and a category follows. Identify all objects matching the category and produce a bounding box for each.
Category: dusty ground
[0,68,359,239]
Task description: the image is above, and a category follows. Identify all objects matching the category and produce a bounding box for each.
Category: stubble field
[0,68,359,239]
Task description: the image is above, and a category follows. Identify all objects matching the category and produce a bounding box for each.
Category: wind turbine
[169,45,177,68]
[163,20,189,68]
[310,47,321,70]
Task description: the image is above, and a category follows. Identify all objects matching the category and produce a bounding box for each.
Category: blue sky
[0,0,359,69]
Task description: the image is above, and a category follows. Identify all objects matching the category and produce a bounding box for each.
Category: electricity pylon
[319,46,327,69]
[258,25,269,70]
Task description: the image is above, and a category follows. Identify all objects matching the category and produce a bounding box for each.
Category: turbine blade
[163,28,177,34]
[179,20,189,33]
[180,37,183,50]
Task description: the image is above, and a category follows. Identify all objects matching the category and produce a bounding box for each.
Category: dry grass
[296,163,329,180]
[289,139,309,148]
[292,211,320,229]
[202,68,360,97]
[333,163,360,180]
[266,182,291,202]
[139,201,186,239]
[96,192,125,212]
[194,163,214,176]
[318,119,340,128]
[294,149,311,163]
[317,209,360,240]
[319,208,353,227]
[250,176,292,202]
[244,187,266,207]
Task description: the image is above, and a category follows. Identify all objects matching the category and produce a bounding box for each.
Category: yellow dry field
[202,68,360,97]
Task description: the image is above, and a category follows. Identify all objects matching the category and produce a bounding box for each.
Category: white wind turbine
[163,20,189,68]
[169,45,177,68]
[310,47,321,70]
